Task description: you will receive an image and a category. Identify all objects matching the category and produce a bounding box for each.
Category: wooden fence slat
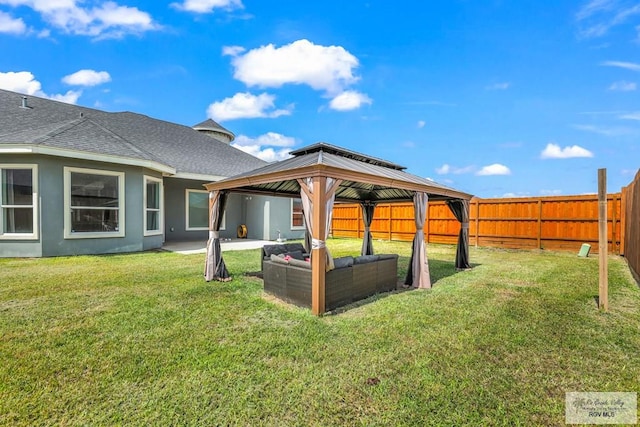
[332,193,626,254]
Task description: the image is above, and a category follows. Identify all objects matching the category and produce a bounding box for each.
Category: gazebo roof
[205,142,473,202]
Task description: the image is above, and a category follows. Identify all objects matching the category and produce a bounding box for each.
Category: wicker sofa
[261,244,398,311]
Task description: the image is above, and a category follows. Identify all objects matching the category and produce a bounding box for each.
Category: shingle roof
[0,89,265,178]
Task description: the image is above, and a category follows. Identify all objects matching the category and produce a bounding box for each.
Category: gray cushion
[288,258,311,269]
[263,244,287,257]
[354,255,380,264]
[333,256,354,269]
[270,254,289,265]
[285,243,305,253]
[377,254,398,260]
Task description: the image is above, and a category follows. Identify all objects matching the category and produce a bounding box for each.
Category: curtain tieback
[364,226,370,232]
[312,238,326,250]
[461,222,469,230]
[209,231,219,239]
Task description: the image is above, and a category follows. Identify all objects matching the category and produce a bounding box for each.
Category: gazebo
[204,143,473,315]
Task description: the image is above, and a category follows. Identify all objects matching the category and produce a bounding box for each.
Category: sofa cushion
[270,254,289,265]
[285,243,306,253]
[288,258,311,269]
[377,253,399,260]
[285,250,305,260]
[264,244,287,257]
[333,256,354,269]
[354,255,380,264]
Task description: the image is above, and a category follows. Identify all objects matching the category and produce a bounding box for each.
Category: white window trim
[0,164,38,240]
[185,189,225,231]
[143,175,163,237]
[291,198,305,230]
[64,167,125,239]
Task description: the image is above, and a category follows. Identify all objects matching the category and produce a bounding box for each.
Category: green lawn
[1,239,639,426]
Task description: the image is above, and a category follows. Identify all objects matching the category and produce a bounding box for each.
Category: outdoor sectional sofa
[261,244,398,311]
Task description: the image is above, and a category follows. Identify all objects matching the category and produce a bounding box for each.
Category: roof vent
[20,96,31,109]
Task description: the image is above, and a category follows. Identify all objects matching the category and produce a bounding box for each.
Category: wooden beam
[611,193,617,254]
[311,176,327,315]
[475,198,480,247]
[598,169,608,311]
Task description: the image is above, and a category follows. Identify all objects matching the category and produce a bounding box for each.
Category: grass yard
[1,238,639,426]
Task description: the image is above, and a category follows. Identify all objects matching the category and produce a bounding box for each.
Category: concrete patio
[162,239,274,255]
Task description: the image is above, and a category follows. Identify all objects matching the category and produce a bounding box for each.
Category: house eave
[0,144,176,175]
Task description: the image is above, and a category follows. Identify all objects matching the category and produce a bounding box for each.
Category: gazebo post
[311,176,327,315]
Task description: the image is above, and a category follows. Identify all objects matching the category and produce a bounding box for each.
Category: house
[0,89,305,257]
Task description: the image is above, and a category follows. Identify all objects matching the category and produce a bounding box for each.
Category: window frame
[143,175,163,237]
[185,189,225,231]
[0,164,38,240]
[291,198,305,230]
[63,166,125,239]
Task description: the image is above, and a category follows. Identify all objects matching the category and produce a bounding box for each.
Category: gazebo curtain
[405,192,431,289]
[298,177,341,271]
[446,199,471,270]
[204,190,230,281]
[360,202,376,256]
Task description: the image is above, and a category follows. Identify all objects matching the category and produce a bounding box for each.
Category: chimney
[21,96,28,109]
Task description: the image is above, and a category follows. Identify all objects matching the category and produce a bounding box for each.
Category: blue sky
[1,0,638,197]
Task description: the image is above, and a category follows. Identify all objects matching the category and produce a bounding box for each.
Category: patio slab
[162,239,273,254]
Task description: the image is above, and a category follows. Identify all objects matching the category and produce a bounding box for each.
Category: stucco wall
[0,154,165,257]
[163,178,239,242]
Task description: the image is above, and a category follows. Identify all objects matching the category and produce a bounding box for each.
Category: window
[64,167,125,238]
[291,198,305,229]
[185,189,225,231]
[0,165,38,239]
[144,176,163,236]
[186,189,209,230]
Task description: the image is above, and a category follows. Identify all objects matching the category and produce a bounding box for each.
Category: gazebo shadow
[326,256,479,315]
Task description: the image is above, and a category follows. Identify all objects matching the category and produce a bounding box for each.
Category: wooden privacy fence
[622,171,640,281]
[332,194,623,254]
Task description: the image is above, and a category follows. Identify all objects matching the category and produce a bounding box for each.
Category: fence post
[598,169,609,311]
[388,203,392,241]
[537,199,542,250]
[475,199,480,247]
[611,193,617,254]
[620,187,627,255]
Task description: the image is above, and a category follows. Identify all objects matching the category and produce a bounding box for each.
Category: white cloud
[435,163,475,175]
[476,164,511,176]
[206,92,293,121]
[540,143,593,159]
[600,60,640,72]
[62,69,111,86]
[0,71,42,95]
[329,90,371,111]
[232,132,295,162]
[485,82,511,90]
[577,1,640,38]
[171,0,243,13]
[48,90,82,104]
[417,120,426,128]
[572,124,634,136]
[540,189,563,196]
[0,70,81,104]
[619,111,640,120]
[609,80,636,91]
[0,0,158,39]
[229,39,360,94]
[435,164,450,174]
[222,45,245,56]
[0,11,26,34]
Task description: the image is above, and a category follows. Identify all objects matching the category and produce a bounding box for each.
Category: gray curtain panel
[446,199,471,270]
[204,190,230,281]
[360,202,376,256]
[404,192,431,288]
